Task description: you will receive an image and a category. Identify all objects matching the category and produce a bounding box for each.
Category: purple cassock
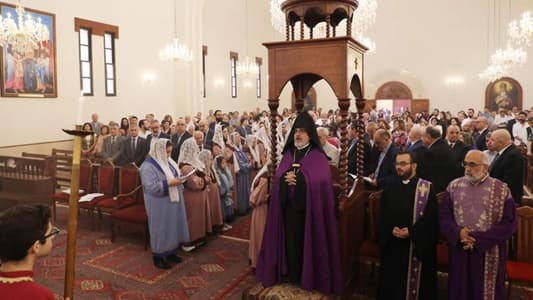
[255,147,344,295]
[440,176,517,300]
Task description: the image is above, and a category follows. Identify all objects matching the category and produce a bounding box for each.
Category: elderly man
[317,127,339,167]
[440,150,517,300]
[421,126,457,193]
[256,111,342,295]
[474,117,490,151]
[488,129,524,205]
[146,120,170,150]
[367,129,399,189]
[90,113,103,135]
[170,118,192,161]
[446,125,470,177]
[102,122,126,163]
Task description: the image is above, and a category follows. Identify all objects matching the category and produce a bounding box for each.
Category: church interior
[1,0,533,299]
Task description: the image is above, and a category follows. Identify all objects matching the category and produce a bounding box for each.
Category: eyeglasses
[42,227,61,240]
[395,161,411,167]
[462,161,482,168]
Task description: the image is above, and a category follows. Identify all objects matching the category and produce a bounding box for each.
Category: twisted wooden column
[286,22,290,41]
[309,27,313,39]
[338,98,350,192]
[355,98,366,179]
[268,98,280,187]
[332,26,336,37]
[347,17,352,37]
[326,15,331,38]
[291,25,295,40]
[300,16,304,40]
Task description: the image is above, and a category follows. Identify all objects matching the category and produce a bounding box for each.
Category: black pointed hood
[283,111,322,153]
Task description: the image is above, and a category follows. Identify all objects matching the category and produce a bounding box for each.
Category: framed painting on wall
[0,2,57,98]
[485,77,522,112]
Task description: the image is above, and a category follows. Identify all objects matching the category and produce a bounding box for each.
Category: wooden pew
[0,155,55,214]
[52,148,73,190]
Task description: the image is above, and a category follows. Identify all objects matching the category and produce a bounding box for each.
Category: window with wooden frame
[74,18,119,96]
[230,51,238,98]
[256,57,262,98]
[202,45,207,98]
[78,27,93,96]
[104,32,116,96]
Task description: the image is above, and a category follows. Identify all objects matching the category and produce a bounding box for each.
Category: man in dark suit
[446,125,470,178]
[421,126,458,193]
[489,129,524,204]
[119,126,148,167]
[204,110,224,150]
[102,122,126,164]
[473,117,489,151]
[367,129,399,189]
[146,120,170,150]
[170,118,192,161]
[347,123,373,176]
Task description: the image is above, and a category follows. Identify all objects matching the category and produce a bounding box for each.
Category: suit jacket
[146,132,170,151]
[204,123,216,150]
[449,140,470,177]
[120,136,148,167]
[102,135,126,163]
[474,128,489,151]
[375,143,399,188]
[347,139,373,175]
[170,131,192,161]
[489,144,524,204]
[506,119,516,140]
[422,138,458,193]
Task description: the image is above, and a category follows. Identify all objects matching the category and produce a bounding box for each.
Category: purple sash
[405,178,431,300]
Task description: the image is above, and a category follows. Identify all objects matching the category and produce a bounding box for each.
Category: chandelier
[479,64,509,82]
[508,11,533,46]
[159,38,193,62]
[491,45,527,67]
[270,0,285,34]
[159,0,193,63]
[237,0,258,75]
[0,2,49,55]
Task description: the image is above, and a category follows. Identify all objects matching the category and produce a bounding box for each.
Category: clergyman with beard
[376,151,438,300]
[256,111,343,295]
[440,150,516,300]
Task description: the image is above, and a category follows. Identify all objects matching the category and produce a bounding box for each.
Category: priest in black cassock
[376,151,439,300]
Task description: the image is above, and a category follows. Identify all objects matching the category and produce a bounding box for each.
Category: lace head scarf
[148,138,181,202]
[177,137,205,171]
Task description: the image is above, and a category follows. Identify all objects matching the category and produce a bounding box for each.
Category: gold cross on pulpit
[418,183,429,197]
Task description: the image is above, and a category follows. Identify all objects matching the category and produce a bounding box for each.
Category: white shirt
[512,121,529,145]
[322,142,340,167]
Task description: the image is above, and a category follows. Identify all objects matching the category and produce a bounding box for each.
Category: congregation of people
[2,104,527,299]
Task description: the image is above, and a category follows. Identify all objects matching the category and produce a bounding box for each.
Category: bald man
[440,150,517,300]
[473,117,489,151]
[488,129,524,205]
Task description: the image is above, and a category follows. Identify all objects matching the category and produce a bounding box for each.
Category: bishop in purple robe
[440,150,517,300]
[256,111,343,295]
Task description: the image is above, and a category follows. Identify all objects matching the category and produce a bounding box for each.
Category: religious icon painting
[0,2,57,98]
[484,77,522,112]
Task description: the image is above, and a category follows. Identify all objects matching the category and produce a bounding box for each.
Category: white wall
[2,0,533,147]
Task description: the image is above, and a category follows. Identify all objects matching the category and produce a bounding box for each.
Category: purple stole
[405,178,431,300]
[448,177,507,299]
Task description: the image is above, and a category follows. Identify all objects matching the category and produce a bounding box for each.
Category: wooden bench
[52,148,73,190]
[0,155,55,215]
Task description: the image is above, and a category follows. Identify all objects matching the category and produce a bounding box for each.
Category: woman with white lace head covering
[140,138,190,269]
[198,149,224,229]
[177,137,211,248]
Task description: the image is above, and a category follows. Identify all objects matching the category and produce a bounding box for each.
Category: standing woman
[120,117,129,136]
[81,122,97,159]
[140,139,190,269]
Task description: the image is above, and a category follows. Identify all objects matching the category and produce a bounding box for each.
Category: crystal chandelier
[353,0,378,52]
[270,0,285,34]
[0,2,49,55]
[159,38,193,62]
[237,0,258,75]
[159,0,193,63]
[508,11,533,46]
[479,64,509,82]
[491,45,527,67]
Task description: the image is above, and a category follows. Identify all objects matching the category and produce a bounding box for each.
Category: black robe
[377,177,439,300]
[279,144,310,283]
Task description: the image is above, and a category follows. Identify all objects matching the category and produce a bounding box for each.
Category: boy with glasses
[0,204,59,299]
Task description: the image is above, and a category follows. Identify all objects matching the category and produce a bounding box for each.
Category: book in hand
[178,168,197,182]
[363,176,373,183]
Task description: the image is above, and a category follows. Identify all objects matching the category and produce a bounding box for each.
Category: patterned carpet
[220,214,251,241]
[34,206,254,300]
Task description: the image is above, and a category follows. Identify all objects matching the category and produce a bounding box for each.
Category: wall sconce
[141,72,156,85]
[445,75,465,86]
[214,78,225,87]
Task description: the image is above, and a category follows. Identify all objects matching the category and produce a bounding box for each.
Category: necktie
[449,142,455,148]
[177,134,182,146]
[111,136,116,145]
[131,138,136,151]
[489,153,500,171]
